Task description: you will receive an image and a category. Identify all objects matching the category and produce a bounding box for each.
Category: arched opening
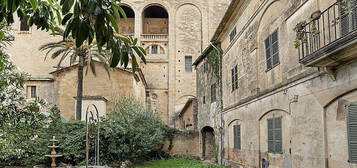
[142,5,168,35]
[201,126,215,160]
[118,5,135,35]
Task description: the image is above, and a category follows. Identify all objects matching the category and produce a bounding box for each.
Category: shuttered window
[340,0,357,36]
[231,65,238,91]
[233,125,241,149]
[185,56,193,72]
[20,15,30,31]
[265,30,279,71]
[211,83,216,103]
[268,117,282,154]
[347,103,357,162]
[151,45,158,54]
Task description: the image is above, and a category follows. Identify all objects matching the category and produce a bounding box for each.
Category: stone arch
[176,3,202,17]
[258,108,292,167]
[201,126,216,160]
[145,44,166,54]
[118,4,135,35]
[258,108,290,121]
[256,0,288,72]
[323,89,357,167]
[142,4,169,35]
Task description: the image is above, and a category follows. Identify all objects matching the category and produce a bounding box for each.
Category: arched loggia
[142,5,169,35]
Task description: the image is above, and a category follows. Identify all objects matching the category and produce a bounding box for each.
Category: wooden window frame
[231,65,238,91]
[267,116,282,154]
[265,30,280,71]
[233,125,241,149]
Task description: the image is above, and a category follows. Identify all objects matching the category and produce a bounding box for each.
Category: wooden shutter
[271,31,280,66]
[347,103,357,162]
[231,68,235,91]
[274,117,282,153]
[234,125,241,149]
[268,117,282,153]
[268,118,274,153]
[265,37,272,70]
[20,15,30,31]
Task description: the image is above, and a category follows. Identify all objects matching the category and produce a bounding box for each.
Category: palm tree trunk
[76,54,84,120]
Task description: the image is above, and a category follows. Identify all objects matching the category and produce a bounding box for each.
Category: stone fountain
[45,136,63,168]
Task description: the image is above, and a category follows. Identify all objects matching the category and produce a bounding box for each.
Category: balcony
[141,34,168,42]
[296,0,357,67]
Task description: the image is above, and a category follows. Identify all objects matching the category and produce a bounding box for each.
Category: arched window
[118,5,135,35]
[142,5,168,35]
[145,44,165,54]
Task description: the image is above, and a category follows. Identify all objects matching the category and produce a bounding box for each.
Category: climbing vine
[206,44,223,78]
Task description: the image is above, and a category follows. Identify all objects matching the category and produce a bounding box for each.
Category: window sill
[265,63,280,72]
[18,31,31,34]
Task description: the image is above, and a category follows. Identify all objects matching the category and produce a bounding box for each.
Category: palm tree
[39,27,111,120]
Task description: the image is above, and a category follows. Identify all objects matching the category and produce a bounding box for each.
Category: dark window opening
[230,27,237,42]
[144,6,168,18]
[151,45,158,54]
[20,15,30,31]
[120,6,135,18]
[185,56,193,72]
[211,83,216,103]
[231,65,238,91]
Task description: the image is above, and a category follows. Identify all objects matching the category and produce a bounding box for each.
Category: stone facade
[6,0,230,123]
[195,0,357,167]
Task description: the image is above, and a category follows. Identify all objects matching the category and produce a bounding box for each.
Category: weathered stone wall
[7,0,231,125]
[163,131,200,158]
[52,63,146,120]
[208,0,357,167]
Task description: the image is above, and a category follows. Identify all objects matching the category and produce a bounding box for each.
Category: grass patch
[134,158,229,168]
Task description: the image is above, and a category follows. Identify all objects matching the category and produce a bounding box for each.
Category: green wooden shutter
[265,37,272,70]
[274,117,282,153]
[347,103,357,162]
[271,31,279,66]
[268,119,274,152]
[233,125,241,149]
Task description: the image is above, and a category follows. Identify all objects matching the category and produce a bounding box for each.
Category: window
[268,117,282,154]
[151,45,158,54]
[20,15,30,31]
[233,125,241,149]
[204,62,208,73]
[347,102,357,162]
[211,83,216,102]
[185,56,192,72]
[230,27,237,42]
[27,86,37,98]
[203,96,206,104]
[265,30,279,71]
[231,65,238,91]
[340,0,357,36]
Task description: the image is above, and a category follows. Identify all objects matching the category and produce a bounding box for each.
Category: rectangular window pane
[151,45,158,54]
[265,30,279,71]
[234,125,241,149]
[185,56,192,72]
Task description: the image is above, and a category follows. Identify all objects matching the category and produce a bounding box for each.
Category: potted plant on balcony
[294,21,306,32]
[311,10,322,20]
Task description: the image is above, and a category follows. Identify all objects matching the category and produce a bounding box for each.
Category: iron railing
[297,0,357,63]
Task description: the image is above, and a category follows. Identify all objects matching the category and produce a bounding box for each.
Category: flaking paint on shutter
[347,103,357,162]
[268,119,274,152]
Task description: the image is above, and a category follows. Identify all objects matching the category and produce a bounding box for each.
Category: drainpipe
[210,42,224,165]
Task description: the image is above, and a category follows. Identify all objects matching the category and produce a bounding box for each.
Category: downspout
[210,42,224,165]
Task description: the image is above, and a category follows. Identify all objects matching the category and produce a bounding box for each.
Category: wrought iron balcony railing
[296,0,357,67]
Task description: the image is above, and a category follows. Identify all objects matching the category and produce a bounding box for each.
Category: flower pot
[311,10,322,20]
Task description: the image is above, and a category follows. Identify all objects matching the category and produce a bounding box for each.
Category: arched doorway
[201,126,215,160]
[142,5,168,35]
[118,5,135,35]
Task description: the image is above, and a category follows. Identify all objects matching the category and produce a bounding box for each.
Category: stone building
[6,0,230,123]
[195,0,357,167]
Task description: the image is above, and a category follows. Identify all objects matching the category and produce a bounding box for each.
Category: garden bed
[134,158,229,168]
